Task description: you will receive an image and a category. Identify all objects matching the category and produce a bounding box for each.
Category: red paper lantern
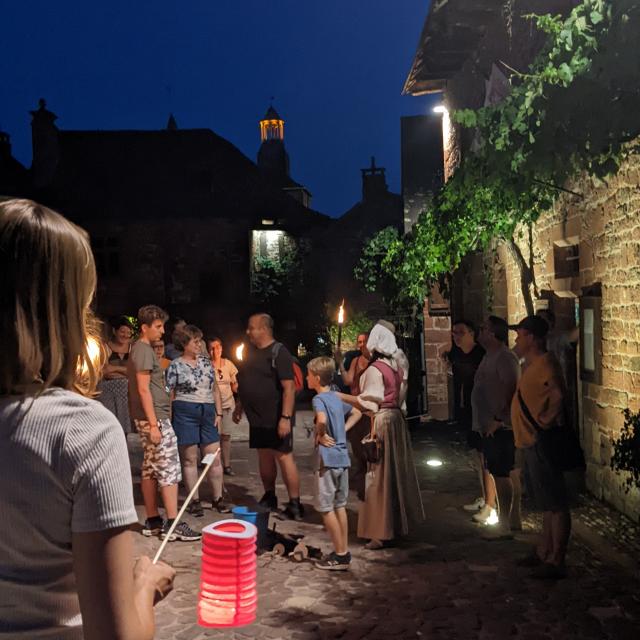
[198,519,258,628]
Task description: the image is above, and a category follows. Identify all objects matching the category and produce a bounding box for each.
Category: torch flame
[235,343,245,361]
[337,300,345,325]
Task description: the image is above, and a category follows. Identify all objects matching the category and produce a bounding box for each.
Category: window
[579,292,602,385]
[553,237,580,279]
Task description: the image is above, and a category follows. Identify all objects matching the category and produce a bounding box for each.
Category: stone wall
[424,312,452,421]
[490,151,640,521]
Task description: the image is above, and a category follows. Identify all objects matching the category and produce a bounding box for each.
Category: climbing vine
[357,0,640,307]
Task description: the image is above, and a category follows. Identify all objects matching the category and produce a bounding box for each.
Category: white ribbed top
[0,388,138,638]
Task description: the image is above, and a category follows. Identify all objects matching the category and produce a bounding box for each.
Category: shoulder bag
[361,413,382,464]
[517,389,585,472]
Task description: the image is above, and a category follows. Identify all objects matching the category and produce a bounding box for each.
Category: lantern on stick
[198,519,258,628]
[337,300,345,350]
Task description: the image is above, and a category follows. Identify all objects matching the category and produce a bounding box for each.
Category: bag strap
[367,413,376,439]
[517,388,542,433]
[271,342,283,369]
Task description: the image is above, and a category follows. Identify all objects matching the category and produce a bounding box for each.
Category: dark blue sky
[1,1,437,217]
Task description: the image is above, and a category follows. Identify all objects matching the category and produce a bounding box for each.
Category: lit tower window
[259,105,284,142]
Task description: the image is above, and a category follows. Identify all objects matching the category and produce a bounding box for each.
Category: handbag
[517,389,585,472]
[361,414,382,464]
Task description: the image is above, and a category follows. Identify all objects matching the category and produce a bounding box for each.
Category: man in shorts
[473,316,521,537]
[233,313,303,520]
[128,305,200,542]
[511,315,569,579]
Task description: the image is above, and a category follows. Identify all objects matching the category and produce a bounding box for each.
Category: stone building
[404,0,640,519]
[4,99,328,346]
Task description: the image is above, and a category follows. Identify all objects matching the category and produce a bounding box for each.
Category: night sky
[1,1,436,217]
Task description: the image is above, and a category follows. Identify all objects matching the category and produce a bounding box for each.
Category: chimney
[361,156,387,202]
[30,98,59,188]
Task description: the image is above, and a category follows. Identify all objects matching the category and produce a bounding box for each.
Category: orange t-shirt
[511,352,565,449]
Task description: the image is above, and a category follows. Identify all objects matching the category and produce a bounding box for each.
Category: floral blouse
[166,356,216,404]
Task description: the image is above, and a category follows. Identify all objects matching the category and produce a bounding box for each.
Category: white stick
[152,449,220,564]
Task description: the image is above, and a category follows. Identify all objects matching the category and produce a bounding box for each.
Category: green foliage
[251,245,302,304]
[611,409,640,492]
[357,0,640,304]
[327,310,375,350]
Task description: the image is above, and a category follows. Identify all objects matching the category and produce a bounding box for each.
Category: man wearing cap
[510,315,570,579]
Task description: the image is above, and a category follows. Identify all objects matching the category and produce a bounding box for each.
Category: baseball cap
[509,315,549,338]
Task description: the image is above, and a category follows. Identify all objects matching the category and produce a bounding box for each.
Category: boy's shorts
[315,467,349,513]
[135,418,182,487]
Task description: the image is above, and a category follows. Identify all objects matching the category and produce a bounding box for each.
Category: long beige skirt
[357,408,425,541]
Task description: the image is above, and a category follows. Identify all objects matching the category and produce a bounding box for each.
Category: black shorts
[523,440,568,512]
[467,430,483,452]
[483,428,515,478]
[249,425,293,453]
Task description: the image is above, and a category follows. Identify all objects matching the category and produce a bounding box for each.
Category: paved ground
[130,413,640,640]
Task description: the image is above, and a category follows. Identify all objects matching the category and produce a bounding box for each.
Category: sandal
[187,500,204,518]
[212,497,232,514]
[364,539,385,550]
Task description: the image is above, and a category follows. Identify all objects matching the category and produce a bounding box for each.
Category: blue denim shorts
[314,467,349,513]
[171,401,219,446]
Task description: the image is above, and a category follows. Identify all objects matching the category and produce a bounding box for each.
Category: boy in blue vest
[306,356,362,570]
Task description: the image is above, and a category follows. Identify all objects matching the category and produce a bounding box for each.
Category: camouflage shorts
[135,418,182,487]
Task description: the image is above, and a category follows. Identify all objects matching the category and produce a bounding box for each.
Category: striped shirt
[0,388,137,638]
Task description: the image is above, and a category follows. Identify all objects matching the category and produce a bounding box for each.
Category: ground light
[426,458,443,467]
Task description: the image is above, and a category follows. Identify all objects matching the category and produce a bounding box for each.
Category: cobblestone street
[131,413,640,640]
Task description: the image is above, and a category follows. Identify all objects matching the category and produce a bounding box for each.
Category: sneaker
[212,497,232,514]
[187,500,204,518]
[472,504,498,525]
[463,497,485,512]
[530,562,567,580]
[141,517,164,537]
[161,520,201,542]
[316,551,351,571]
[282,500,304,521]
[223,467,235,476]
[259,491,278,511]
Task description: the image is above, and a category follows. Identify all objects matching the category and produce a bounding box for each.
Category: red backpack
[271,342,305,392]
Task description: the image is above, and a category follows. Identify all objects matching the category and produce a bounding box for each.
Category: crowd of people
[0,198,577,639]
[448,314,577,580]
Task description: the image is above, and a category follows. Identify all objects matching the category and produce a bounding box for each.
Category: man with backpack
[233,313,304,520]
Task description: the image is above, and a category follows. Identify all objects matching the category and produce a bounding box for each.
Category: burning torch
[235,343,245,362]
[337,300,345,350]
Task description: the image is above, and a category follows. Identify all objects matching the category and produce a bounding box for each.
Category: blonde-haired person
[306,356,362,570]
[0,199,175,640]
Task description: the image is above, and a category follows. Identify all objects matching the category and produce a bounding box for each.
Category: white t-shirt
[212,358,238,409]
[0,388,138,639]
